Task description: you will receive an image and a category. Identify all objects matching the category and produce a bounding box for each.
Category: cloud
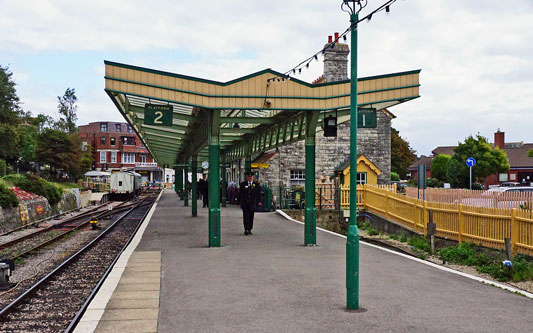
[1,0,532,156]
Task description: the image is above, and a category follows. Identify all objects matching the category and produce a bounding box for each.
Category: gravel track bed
[0,197,154,332]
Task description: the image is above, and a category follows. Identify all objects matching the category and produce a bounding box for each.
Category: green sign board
[144,104,173,126]
[358,108,377,128]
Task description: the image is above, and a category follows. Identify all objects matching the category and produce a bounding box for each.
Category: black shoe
[248,230,252,235]
[244,230,249,235]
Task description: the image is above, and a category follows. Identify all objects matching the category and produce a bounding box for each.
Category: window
[110,137,116,146]
[290,169,305,186]
[123,137,135,145]
[127,125,134,133]
[100,137,106,145]
[110,151,117,163]
[122,152,135,164]
[140,154,146,163]
[290,170,305,180]
[100,151,106,163]
[356,172,367,185]
[115,124,121,132]
[100,123,107,132]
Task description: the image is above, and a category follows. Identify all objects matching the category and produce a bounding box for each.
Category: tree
[431,154,451,181]
[0,65,23,125]
[391,128,416,179]
[57,88,78,133]
[529,149,533,158]
[35,129,83,180]
[446,135,509,188]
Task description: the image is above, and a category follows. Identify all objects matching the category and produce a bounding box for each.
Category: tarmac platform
[75,190,532,332]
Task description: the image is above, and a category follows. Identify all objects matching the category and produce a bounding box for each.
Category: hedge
[0,182,18,209]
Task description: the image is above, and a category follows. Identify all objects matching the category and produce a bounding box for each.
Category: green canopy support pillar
[208,109,221,247]
[184,166,189,206]
[347,11,360,310]
[221,165,227,207]
[304,110,319,246]
[191,156,198,216]
[175,166,183,199]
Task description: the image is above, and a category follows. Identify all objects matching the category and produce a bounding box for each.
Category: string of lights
[266,0,397,83]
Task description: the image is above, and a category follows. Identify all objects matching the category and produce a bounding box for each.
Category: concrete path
[79,190,533,332]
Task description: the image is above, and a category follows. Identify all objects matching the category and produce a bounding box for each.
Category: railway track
[0,201,136,261]
[0,193,158,332]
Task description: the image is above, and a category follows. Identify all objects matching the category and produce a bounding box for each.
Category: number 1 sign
[144,104,173,126]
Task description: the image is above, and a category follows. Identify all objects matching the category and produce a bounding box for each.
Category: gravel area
[0,217,114,308]
[0,202,122,245]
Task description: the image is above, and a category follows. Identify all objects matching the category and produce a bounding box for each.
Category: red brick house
[78,122,164,184]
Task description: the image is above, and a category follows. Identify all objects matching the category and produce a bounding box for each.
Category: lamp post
[342,0,364,310]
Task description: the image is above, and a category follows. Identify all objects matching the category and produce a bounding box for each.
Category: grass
[408,236,431,253]
[439,243,533,282]
[51,182,82,191]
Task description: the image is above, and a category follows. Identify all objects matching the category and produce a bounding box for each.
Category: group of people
[195,172,262,235]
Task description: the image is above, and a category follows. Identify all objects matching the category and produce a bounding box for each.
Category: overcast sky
[1,0,532,156]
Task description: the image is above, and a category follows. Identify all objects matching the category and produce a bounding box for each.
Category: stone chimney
[323,33,349,82]
[494,129,505,149]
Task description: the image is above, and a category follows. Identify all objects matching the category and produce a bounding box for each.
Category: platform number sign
[357,108,377,128]
[144,104,173,126]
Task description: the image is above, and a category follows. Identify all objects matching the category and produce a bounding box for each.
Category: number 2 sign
[144,104,173,126]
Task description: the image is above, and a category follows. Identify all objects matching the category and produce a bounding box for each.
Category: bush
[391,172,400,181]
[408,236,431,253]
[439,242,489,266]
[511,255,533,282]
[0,159,6,177]
[0,182,18,209]
[3,173,62,205]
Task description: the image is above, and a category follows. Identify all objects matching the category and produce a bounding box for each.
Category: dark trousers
[203,192,208,207]
[242,208,254,231]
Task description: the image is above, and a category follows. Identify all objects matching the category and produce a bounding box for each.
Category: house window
[100,123,107,132]
[127,125,134,133]
[110,151,117,163]
[356,172,367,185]
[100,151,107,163]
[140,154,146,163]
[122,152,135,164]
[115,124,121,132]
[290,169,305,185]
[100,137,106,145]
[123,137,135,145]
[110,137,116,146]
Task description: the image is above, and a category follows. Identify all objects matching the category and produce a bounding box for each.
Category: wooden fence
[405,187,533,209]
[358,185,533,256]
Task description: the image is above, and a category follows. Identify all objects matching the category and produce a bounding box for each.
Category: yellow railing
[343,185,533,256]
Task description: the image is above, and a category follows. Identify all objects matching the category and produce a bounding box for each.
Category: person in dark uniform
[198,174,208,207]
[239,173,261,235]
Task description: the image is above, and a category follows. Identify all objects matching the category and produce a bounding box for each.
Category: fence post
[385,190,390,220]
[511,208,518,255]
[413,202,418,232]
[423,201,428,236]
[319,186,322,210]
[458,204,464,243]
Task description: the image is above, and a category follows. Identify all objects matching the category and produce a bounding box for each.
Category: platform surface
[79,190,532,332]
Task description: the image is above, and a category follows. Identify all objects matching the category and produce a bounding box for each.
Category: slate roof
[408,156,434,170]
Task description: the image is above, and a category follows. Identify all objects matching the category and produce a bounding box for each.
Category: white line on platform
[275,209,533,299]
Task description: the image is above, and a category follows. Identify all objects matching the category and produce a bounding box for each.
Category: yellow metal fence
[343,185,533,256]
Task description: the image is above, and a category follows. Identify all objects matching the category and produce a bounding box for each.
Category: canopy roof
[105,60,420,166]
[85,171,111,177]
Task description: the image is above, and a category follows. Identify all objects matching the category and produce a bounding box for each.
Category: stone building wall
[257,37,392,188]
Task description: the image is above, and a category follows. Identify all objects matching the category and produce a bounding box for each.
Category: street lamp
[341,0,365,310]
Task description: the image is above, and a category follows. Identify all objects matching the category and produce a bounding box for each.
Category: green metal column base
[209,207,221,247]
[304,207,317,245]
[346,224,360,309]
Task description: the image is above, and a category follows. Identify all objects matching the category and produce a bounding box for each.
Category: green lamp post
[342,0,363,310]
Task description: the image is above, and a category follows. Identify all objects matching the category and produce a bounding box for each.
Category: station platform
[76,190,532,332]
